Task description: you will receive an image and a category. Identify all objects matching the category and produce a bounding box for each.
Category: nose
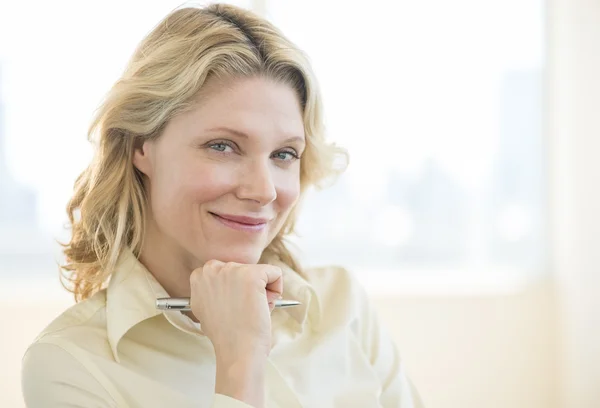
[235,158,277,205]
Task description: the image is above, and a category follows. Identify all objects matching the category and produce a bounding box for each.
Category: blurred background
[0,0,598,407]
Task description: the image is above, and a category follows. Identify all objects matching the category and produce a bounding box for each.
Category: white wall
[549,0,600,407]
[374,279,559,408]
[371,1,600,407]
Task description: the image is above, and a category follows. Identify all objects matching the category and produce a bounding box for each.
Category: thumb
[266,289,282,303]
[266,289,282,313]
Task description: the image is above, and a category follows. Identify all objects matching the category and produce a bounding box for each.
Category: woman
[21,4,424,407]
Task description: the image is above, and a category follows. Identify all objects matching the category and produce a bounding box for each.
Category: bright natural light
[0,0,545,290]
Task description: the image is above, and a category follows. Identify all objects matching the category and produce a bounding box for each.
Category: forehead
[188,76,305,137]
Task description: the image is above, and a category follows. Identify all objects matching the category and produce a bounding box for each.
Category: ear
[132,139,153,177]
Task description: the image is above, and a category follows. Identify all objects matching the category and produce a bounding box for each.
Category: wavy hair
[60,3,347,301]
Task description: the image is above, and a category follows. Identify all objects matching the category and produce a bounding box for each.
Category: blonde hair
[60,3,347,301]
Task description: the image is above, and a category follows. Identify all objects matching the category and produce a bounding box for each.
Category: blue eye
[273,150,299,161]
[209,142,233,152]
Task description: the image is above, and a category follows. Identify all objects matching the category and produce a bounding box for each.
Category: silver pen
[156,297,301,311]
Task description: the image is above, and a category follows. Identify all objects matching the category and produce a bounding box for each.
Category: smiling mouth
[209,212,269,232]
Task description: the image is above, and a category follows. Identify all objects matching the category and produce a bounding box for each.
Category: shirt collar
[106,248,322,361]
[106,248,164,362]
[269,256,322,330]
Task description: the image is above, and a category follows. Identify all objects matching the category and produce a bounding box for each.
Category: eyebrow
[206,126,305,145]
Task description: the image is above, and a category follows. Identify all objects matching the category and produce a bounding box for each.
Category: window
[0,0,546,292]
[270,1,547,289]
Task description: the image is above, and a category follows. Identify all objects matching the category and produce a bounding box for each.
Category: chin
[199,244,264,265]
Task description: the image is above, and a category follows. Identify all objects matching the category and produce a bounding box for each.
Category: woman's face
[133,76,304,266]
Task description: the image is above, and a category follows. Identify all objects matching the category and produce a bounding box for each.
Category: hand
[189,260,283,357]
[189,261,283,407]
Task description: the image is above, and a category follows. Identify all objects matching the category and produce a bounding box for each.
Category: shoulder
[22,290,115,407]
[22,339,115,407]
[26,289,111,361]
[34,289,107,339]
[302,265,373,330]
[302,264,362,301]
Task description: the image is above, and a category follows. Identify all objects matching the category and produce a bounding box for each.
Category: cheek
[275,173,301,212]
[152,161,237,216]
[186,165,238,204]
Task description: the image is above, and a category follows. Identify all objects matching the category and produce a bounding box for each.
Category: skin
[132,75,306,408]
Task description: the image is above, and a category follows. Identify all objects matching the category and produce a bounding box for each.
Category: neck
[138,220,201,299]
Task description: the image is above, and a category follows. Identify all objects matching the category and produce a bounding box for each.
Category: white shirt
[21,249,424,407]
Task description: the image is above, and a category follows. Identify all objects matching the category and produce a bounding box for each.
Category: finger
[203,259,226,271]
[266,289,280,313]
[262,266,283,298]
[266,289,281,303]
[260,265,283,284]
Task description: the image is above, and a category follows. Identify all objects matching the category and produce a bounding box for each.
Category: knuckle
[189,268,202,283]
[203,259,221,270]
[264,264,281,278]
[270,264,282,274]
[224,262,243,274]
[219,262,234,275]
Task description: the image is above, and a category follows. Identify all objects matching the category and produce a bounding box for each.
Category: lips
[210,213,270,225]
[209,212,272,233]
